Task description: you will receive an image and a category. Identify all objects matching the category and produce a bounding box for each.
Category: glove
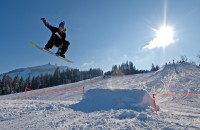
[41,18,49,27]
[41,18,46,21]
[41,18,46,23]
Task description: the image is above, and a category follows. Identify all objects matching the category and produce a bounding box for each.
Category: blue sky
[0,0,200,73]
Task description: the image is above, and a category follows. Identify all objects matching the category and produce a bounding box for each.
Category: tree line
[0,68,103,95]
[104,61,159,76]
[0,61,159,96]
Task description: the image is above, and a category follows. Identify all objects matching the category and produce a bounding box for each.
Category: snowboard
[30,42,73,63]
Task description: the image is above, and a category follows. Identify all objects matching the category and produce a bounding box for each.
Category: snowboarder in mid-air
[41,18,70,58]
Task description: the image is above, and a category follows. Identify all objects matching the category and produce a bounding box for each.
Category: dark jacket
[43,20,66,43]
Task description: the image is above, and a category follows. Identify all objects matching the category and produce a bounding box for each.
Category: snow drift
[70,89,155,112]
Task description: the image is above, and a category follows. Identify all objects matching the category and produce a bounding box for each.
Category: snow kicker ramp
[70,89,154,113]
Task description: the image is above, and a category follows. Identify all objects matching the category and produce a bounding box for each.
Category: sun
[144,25,175,49]
[156,25,174,47]
[143,0,175,49]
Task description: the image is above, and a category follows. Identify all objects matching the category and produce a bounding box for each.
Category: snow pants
[45,34,70,55]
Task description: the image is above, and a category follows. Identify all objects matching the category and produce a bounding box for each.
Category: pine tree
[125,61,129,75]
[2,75,13,94]
[31,76,41,89]
[19,77,25,92]
[151,64,156,71]
[73,69,80,82]
[25,75,31,88]
[155,65,159,71]
[65,68,72,83]
[61,70,71,84]
[112,65,118,72]
[0,80,3,95]
[12,76,19,93]
[151,64,159,71]
[52,67,61,86]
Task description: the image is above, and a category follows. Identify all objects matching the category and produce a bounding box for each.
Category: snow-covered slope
[0,63,69,79]
[0,62,200,129]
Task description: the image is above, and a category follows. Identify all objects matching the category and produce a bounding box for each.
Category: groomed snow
[0,62,200,129]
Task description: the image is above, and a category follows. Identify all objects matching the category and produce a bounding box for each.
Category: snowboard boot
[44,46,50,51]
[55,49,65,58]
[55,51,60,56]
[56,49,61,56]
[55,51,65,58]
[60,54,65,58]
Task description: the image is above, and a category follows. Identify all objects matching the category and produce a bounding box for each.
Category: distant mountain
[0,63,70,80]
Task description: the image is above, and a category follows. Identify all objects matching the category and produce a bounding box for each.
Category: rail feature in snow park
[22,86,84,99]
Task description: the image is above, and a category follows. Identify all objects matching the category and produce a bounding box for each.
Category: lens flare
[144,25,175,49]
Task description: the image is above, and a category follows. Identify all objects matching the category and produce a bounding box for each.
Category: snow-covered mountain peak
[0,63,70,79]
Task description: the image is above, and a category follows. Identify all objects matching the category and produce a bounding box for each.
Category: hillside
[0,62,200,129]
[0,63,69,79]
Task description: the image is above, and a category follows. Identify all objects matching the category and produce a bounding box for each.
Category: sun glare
[144,25,175,49]
[156,25,174,46]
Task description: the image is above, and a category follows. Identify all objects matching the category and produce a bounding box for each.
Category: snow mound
[70,89,154,113]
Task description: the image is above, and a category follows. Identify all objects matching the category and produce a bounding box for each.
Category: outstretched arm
[41,18,57,33]
[41,18,50,27]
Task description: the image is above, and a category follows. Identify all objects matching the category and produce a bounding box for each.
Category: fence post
[152,94,158,112]
[24,87,32,99]
[24,87,27,99]
[82,87,84,97]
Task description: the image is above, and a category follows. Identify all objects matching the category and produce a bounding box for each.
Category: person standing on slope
[41,18,70,58]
